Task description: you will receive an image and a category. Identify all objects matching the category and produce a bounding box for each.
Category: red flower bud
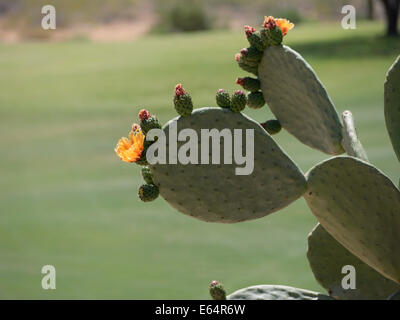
[217,88,226,94]
[174,83,187,97]
[138,109,151,121]
[234,89,245,96]
[240,48,248,56]
[132,123,140,132]
[263,16,276,30]
[210,280,220,287]
[236,77,245,86]
[244,25,256,37]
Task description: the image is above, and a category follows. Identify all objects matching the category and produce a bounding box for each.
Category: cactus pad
[305,156,400,284]
[308,224,399,300]
[341,110,368,162]
[384,55,400,162]
[227,285,332,300]
[149,107,306,223]
[258,45,344,155]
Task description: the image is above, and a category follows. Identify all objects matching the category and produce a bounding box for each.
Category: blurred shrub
[154,0,211,33]
[276,8,303,24]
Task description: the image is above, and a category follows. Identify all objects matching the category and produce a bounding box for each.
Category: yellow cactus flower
[275,18,294,36]
[115,129,145,163]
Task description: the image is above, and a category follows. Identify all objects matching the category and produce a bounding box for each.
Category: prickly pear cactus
[227,285,332,300]
[149,107,306,223]
[304,156,400,284]
[307,224,400,300]
[114,15,400,300]
[384,55,400,162]
[258,45,344,155]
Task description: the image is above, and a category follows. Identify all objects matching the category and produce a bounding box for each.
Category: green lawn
[0,21,399,299]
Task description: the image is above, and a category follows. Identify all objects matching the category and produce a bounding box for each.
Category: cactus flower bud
[261,119,282,135]
[138,109,151,121]
[138,184,159,202]
[174,83,186,96]
[240,46,262,64]
[244,25,256,37]
[247,91,265,109]
[235,53,243,62]
[244,25,265,51]
[236,77,261,92]
[209,280,226,300]
[216,89,231,108]
[132,123,140,132]
[174,84,193,117]
[261,16,293,46]
[236,77,245,86]
[262,16,277,30]
[230,90,247,113]
[139,109,161,135]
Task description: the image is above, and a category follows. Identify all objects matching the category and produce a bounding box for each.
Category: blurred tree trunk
[367,0,374,20]
[381,0,399,36]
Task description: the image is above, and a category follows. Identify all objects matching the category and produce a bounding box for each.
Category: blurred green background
[0,0,399,299]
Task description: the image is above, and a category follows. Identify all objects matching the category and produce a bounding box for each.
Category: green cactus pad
[149,107,306,223]
[258,45,344,155]
[308,224,399,300]
[341,110,368,162]
[227,285,332,300]
[387,289,400,300]
[384,55,400,162]
[304,156,400,284]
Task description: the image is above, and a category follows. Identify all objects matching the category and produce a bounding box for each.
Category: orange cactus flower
[274,18,294,36]
[115,129,145,163]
